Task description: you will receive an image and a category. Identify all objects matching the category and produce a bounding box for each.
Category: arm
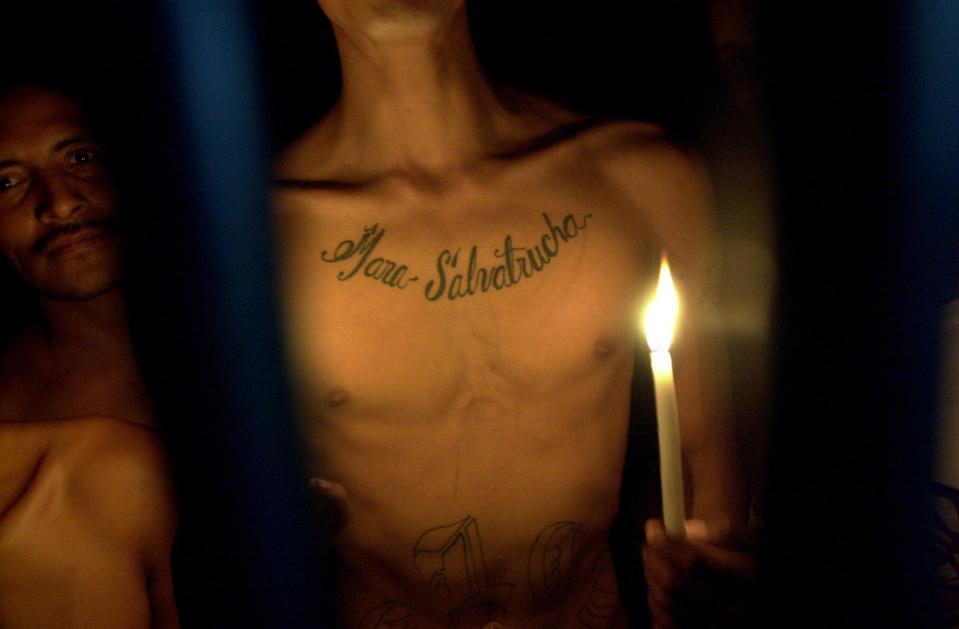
[652,149,743,528]
[602,126,744,526]
[599,126,752,627]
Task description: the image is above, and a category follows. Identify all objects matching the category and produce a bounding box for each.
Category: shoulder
[578,120,711,203]
[488,111,716,268]
[59,415,168,467]
[58,417,176,555]
[572,120,716,267]
[60,416,173,506]
[529,116,711,208]
[0,417,176,561]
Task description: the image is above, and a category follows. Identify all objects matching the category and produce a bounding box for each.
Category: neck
[330,9,509,174]
[16,286,154,425]
[36,287,133,360]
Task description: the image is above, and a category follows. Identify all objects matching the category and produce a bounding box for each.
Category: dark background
[257,0,716,151]
[1,0,951,627]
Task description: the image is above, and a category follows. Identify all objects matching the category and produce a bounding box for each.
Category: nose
[34,171,86,222]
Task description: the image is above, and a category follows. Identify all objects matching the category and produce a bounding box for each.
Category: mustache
[32,218,119,256]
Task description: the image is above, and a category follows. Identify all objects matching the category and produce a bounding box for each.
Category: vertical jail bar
[123,1,326,626]
[903,3,959,624]
[760,1,955,626]
[759,1,915,627]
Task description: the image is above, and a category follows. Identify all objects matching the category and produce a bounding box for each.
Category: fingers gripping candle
[643,258,687,539]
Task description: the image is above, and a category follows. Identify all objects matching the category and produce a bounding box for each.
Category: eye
[0,174,21,193]
[68,148,100,165]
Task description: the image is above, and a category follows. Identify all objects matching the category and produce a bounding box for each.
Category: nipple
[594,336,616,359]
[326,387,352,408]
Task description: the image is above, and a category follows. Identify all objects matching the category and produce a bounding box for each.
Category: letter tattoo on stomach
[527,521,620,627]
[359,601,419,629]
[413,515,515,626]
[527,521,587,609]
[358,515,618,628]
[320,212,592,301]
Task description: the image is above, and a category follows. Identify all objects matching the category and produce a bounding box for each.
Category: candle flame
[644,258,679,352]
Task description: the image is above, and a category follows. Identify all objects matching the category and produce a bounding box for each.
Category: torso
[275,120,665,628]
[0,416,170,629]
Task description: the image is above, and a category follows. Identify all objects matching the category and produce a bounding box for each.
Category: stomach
[310,367,633,629]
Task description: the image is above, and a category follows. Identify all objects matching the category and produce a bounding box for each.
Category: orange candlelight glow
[644,259,680,353]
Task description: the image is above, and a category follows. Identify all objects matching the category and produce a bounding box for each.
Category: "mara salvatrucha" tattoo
[321,223,419,289]
[424,212,592,302]
[320,212,592,301]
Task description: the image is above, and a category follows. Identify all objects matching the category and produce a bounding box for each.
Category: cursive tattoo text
[321,223,418,289]
[424,212,592,302]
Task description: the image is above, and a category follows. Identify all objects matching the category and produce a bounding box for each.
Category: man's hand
[307,477,352,544]
[642,518,755,629]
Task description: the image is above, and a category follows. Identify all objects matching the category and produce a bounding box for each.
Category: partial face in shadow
[710,0,761,117]
[317,0,466,43]
[0,88,121,301]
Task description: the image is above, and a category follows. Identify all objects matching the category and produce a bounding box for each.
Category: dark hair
[0,73,80,104]
[0,68,108,138]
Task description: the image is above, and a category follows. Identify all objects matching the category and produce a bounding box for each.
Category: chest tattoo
[320,212,593,300]
[321,223,419,289]
[425,212,593,302]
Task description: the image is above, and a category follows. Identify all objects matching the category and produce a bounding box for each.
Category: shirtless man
[274,2,745,627]
[0,85,179,628]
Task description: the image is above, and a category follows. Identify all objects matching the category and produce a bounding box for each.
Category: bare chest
[0,429,142,596]
[0,463,148,629]
[274,180,649,421]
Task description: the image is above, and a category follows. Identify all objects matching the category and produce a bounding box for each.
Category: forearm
[686,437,745,529]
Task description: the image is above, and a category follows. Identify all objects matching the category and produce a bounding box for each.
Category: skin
[275,2,746,627]
[0,88,179,628]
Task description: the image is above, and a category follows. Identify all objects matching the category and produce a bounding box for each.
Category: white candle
[643,259,687,539]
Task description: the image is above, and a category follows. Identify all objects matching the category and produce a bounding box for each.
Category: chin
[32,250,124,301]
[326,0,465,42]
[42,272,122,301]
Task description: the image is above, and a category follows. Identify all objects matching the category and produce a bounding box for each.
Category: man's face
[0,88,121,301]
[317,0,466,43]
